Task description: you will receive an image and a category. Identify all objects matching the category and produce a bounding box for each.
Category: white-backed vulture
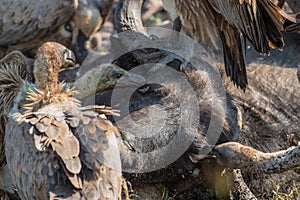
[1,42,146,199]
[0,42,145,170]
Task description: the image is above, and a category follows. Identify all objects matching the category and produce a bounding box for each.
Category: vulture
[0,0,114,63]
[1,42,131,199]
[0,42,145,169]
[212,142,300,173]
[162,0,296,90]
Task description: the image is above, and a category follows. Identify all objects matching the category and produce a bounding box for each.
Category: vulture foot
[147,51,191,76]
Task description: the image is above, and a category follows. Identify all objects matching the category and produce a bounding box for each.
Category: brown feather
[0,51,27,167]
[5,42,122,199]
[163,0,295,90]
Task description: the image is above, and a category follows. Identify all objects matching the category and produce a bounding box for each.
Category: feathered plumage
[0,51,28,167]
[162,0,296,90]
[0,0,114,62]
[0,44,146,172]
[4,42,122,199]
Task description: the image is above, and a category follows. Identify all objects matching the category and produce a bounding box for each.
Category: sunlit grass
[161,186,177,200]
[271,180,299,200]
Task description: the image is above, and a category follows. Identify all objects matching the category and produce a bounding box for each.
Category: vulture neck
[237,145,300,174]
[33,58,60,91]
[257,145,300,173]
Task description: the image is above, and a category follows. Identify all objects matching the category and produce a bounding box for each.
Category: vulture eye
[64,22,73,32]
[63,49,68,55]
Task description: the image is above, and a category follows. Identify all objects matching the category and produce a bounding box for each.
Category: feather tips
[3,42,121,198]
[169,0,293,90]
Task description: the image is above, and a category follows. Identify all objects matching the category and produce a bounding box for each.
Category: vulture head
[72,0,114,63]
[212,142,262,169]
[33,42,76,90]
[212,141,300,174]
[95,64,147,92]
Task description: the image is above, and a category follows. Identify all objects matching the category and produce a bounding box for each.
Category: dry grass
[272,180,300,200]
[161,186,177,200]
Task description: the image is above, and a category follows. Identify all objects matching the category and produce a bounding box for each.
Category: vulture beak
[118,71,147,88]
[73,30,89,64]
[63,49,76,68]
[188,145,216,163]
[96,64,147,93]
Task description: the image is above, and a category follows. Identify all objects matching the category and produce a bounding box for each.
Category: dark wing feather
[175,0,220,49]
[0,0,76,46]
[0,51,27,167]
[175,0,248,89]
[174,0,289,89]
[210,0,290,89]
[212,0,285,52]
[218,18,248,89]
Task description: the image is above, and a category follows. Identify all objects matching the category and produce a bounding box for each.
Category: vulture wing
[0,0,76,46]
[66,105,122,199]
[174,0,220,49]
[6,101,121,199]
[211,0,285,52]
[0,51,27,167]
[171,0,292,89]
[174,0,248,89]
[217,18,248,89]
